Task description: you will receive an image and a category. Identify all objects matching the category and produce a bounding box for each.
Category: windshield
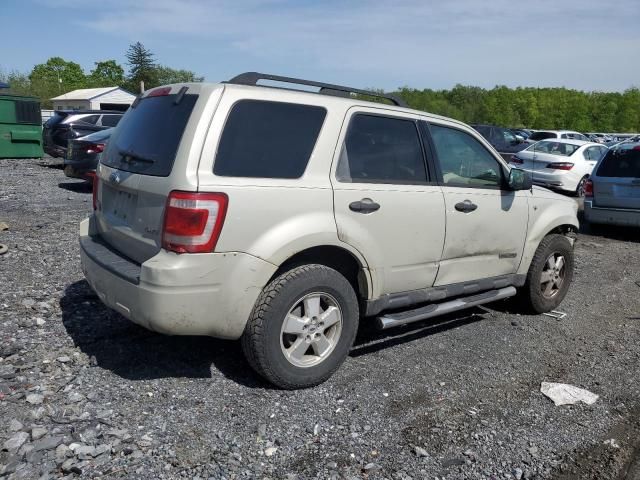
[526,140,580,157]
[596,145,640,178]
[100,93,198,176]
[529,131,556,141]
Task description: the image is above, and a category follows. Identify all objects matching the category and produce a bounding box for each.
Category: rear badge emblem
[109,171,121,184]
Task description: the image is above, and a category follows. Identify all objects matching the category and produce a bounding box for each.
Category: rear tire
[241,264,359,389]
[517,234,574,314]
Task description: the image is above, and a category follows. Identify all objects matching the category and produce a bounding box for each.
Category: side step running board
[376,286,517,330]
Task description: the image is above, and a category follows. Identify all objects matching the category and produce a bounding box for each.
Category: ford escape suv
[80,73,579,389]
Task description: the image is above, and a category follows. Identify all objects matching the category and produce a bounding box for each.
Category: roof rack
[226,72,407,108]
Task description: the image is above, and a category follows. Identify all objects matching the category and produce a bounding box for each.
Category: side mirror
[508,167,532,191]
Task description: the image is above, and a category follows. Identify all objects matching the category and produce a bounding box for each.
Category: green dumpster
[0,94,44,158]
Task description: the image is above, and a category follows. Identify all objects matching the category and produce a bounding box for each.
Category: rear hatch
[94,84,216,264]
[593,144,640,209]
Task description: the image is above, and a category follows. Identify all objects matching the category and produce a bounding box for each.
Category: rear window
[214,100,326,179]
[526,140,579,157]
[596,145,640,178]
[101,93,198,177]
[529,132,556,141]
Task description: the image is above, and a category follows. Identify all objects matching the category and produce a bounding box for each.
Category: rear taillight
[511,156,524,165]
[162,191,228,254]
[584,179,593,197]
[85,143,105,154]
[546,162,574,170]
[92,175,99,210]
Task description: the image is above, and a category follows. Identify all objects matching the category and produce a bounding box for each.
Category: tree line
[397,85,640,133]
[0,42,203,108]
[1,42,638,132]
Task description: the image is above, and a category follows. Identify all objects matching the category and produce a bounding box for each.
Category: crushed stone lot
[1,157,639,480]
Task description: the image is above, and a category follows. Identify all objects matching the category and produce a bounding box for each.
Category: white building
[51,87,135,111]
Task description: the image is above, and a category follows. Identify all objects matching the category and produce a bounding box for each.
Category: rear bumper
[584,201,640,227]
[531,172,573,192]
[44,144,65,158]
[79,217,278,339]
[511,167,574,192]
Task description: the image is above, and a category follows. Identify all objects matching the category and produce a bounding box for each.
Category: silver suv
[80,73,579,389]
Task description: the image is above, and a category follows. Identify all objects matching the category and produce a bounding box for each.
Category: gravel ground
[1,157,639,480]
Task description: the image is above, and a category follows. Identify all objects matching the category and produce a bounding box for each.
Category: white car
[79,72,579,388]
[526,130,590,144]
[510,139,608,196]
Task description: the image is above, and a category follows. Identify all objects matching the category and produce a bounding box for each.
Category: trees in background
[88,60,125,87]
[155,66,205,85]
[0,42,203,106]
[2,49,638,131]
[397,85,640,132]
[28,57,86,104]
[125,42,158,93]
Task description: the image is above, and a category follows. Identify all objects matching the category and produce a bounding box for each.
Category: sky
[1,0,639,92]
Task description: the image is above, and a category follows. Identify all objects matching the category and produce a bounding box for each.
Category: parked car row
[42,109,122,180]
[43,110,121,159]
[472,125,640,200]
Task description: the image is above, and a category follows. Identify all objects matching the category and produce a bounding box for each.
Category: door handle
[349,198,380,213]
[454,200,478,213]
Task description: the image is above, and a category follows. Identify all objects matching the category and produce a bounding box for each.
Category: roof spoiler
[226,72,407,108]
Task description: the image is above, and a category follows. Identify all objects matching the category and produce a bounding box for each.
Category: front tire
[241,264,359,389]
[517,234,574,313]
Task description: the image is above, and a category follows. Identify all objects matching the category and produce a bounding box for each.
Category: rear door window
[214,100,326,179]
[596,146,640,178]
[101,93,198,177]
[336,114,427,184]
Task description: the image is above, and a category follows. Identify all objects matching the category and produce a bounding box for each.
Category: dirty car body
[79,74,579,388]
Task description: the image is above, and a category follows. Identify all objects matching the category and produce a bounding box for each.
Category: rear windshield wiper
[118,148,155,164]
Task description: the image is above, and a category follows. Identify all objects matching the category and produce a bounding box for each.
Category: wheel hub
[541,252,566,299]
[280,293,342,368]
